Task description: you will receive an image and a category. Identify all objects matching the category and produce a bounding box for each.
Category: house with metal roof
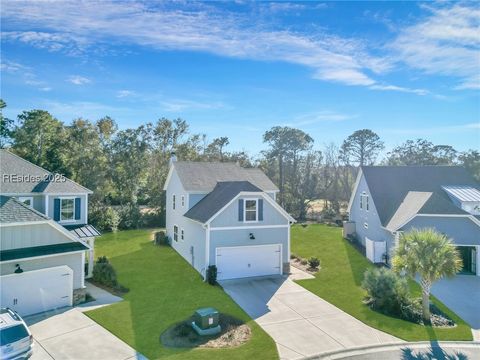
[0,149,100,316]
[163,155,295,281]
[345,166,480,276]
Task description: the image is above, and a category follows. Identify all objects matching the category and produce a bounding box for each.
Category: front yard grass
[86,229,278,360]
[291,224,473,341]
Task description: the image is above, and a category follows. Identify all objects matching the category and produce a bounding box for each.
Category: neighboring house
[346,166,480,276]
[163,156,295,281]
[0,149,100,316]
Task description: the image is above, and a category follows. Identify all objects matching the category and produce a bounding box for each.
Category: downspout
[204,223,210,281]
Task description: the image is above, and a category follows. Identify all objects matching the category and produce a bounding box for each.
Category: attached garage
[0,265,73,316]
[216,244,282,280]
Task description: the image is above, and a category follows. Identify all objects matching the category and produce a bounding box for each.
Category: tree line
[1,99,478,230]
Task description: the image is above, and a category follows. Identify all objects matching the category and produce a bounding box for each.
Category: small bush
[301,223,308,228]
[207,265,217,285]
[290,253,298,260]
[300,259,308,266]
[92,256,128,293]
[361,267,410,316]
[308,257,320,269]
[154,231,168,246]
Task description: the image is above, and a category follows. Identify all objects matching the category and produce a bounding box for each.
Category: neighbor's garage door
[1,265,73,316]
[216,244,282,280]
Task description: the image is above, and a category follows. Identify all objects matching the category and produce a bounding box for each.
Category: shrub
[361,267,410,316]
[300,259,308,266]
[154,231,168,246]
[290,253,298,260]
[308,257,320,269]
[301,223,308,228]
[207,265,217,285]
[92,256,118,288]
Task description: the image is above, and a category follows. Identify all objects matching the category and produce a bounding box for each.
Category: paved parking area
[220,275,400,360]
[430,275,480,340]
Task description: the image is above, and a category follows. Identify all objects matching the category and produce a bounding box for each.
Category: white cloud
[391,4,480,90]
[116,90,136,98]
[369,84,429,96]
[1,1,388,89]
[284,110,354,127]
[0,59,28,72]
[67,75,91,85]
[160,99,226,112]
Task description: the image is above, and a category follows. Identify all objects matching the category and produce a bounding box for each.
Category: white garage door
[1,265,73,316]
[216,244,282,280]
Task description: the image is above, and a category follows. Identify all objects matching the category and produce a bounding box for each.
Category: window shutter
[258,199,264,221]
[75,198,81,220]
[54,198,60,221]
[238,199,244,221]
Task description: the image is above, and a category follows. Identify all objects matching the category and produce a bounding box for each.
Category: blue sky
[1,1,479,156]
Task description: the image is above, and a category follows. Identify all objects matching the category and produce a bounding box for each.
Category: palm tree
[392,228,462,324]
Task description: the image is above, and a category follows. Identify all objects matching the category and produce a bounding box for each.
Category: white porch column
[476,246,480,277]
[86,237,95,278]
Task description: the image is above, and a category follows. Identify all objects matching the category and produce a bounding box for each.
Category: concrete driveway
[26,283,145,360]
[430,275,480,340]
[220,274,400,360]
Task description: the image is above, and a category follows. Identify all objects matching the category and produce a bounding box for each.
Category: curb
[305,341,480,359]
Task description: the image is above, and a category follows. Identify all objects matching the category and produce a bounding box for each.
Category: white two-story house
[0,149,100,316]
[163,156,295,281]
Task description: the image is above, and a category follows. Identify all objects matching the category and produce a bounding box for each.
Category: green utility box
[193,307,219,330]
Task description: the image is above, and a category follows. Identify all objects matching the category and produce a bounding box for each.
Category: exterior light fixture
[249,233,255,240]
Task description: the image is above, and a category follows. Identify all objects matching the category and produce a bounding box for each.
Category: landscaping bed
[161,314,251,349]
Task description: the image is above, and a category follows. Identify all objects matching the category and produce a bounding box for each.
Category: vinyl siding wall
[349,174,395,251]
[0,252,85,289]
[1,222,75,250]
[166,169,207,276]
[211,195,288,228]
[401,216,480,246]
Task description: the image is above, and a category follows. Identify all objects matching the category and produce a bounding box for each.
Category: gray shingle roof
[172,161,278,192]
[0,196,50,223]
[184,181,262,223]
[0,149,92,194]
[0,242,88,261]
[361,166,478,228]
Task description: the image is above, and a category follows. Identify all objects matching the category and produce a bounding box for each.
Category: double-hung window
[245,199,258,222]
[172,195,176,210]
[173,225,178,242]
[181,195,185,207]
[60,198,75,221]
[181,229,184,241]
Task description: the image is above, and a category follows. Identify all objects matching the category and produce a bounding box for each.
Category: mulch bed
[290,259,319,274]
[161,314,251,349]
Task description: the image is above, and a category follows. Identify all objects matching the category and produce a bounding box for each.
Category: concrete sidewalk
[220,274,400,360]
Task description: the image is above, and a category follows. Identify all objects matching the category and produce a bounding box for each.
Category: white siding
[0,252,84,289]
[1,223,75,250]
[211,195,288,228]
[166,168,207,276]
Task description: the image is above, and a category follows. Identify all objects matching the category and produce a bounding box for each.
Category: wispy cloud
[1,1,393,90]
[1,59,51,91]
[160,99,226,112]
[369,84,429,96]
[67,75,91,85]
[391,3,480,90]
[116,90,136,98]
[283,110,355,127]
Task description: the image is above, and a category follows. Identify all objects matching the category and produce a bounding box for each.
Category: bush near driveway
[291,224,472,341]
[85,229,278,360]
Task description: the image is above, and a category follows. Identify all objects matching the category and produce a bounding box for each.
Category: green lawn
[86,229,278,360]
[291,224,473,341]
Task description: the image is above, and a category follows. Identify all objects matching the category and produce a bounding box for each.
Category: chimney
[169,151,177,166]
